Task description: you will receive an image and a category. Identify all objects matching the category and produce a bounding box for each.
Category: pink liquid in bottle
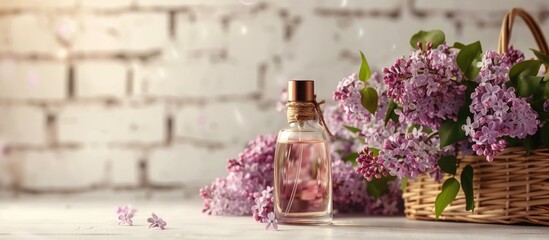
[274,139,332,224]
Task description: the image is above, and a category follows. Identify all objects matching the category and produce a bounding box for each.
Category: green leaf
[456,41,482,81]
[384,100,399,126]
[508,60,541,88]
[460,164,475,211]
[410,30,445,50]
[438,156,457,175]
[435,178,460,219]
[344,125,361,134]
[439,107,470,148]
[531,48,549,67]
[504,136,522,147]
[523,134,539,155]
[358,51,371,82]
[516,76,543,97]
[366,176,396,199]
[463,81,479,106]
[539,112,549,121]
[360,87,378,114]
[400,178,408,192]
[341,152,359,164]
[541,124,549,148]
[544,80,549,98]
[452,42,465,49]
[369,147,380,157]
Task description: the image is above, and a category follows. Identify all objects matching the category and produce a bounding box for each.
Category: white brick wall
[174,101,285,143]
[0,0,77,10]
[0,0,547,195]
[75,60,128,98]
[80,0,133,9]
[0,105,45,145]
[0,61,66,101]
[107,149,142,187]
[73,14,126,53]
[17,148,109,190]
[10,13,64,55]
[58,104,165,144]
[134,59,259,97]
[148,143,238,186]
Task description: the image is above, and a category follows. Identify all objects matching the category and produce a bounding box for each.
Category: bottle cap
[288,80,314,102]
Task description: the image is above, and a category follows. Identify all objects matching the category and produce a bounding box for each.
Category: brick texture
[0,0,547,194]
[17,148,109,191]
[0,61,66,101]
[58,104,164,144]
[148,143,238,186]
[0,105,45,145]
[75,60,128,98]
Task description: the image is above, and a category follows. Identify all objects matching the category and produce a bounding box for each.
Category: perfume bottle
[274,80,333,225]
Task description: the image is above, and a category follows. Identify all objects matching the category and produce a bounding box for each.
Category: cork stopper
[288,80,315,102]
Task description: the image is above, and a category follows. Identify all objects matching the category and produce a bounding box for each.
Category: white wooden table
[0,199,547,240]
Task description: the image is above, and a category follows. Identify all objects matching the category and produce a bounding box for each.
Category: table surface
[0,199,547,240]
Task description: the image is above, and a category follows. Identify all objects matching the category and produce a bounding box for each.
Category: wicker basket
[404,147,549,225]
[403,8,549,226]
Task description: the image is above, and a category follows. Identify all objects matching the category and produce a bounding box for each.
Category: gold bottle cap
[288,80,314,102]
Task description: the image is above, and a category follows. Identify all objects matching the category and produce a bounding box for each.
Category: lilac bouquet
[201,131,404,225]
[200,86,405,226]
[339,30,549,217]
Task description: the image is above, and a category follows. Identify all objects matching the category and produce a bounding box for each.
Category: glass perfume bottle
[274,80,333,225]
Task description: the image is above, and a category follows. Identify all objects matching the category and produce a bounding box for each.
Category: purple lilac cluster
[333,72,371,122]
[200,134,277,215]
[356,147,388,181]
[476,48,524,85]
[326,82,405,215]
[332,159,369,213]
[364,180,404,216]
[333,72,388,123]
[251,186,274,222]
[463,48,539,161]
[383,43,466,129]
[323,105,353,140]
[331,72,405,149]
[379,128,449,181]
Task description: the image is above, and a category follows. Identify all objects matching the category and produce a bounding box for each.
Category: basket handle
[498,8,549,55]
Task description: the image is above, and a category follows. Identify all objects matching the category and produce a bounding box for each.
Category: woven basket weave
[403,8,549,226]
[404,147,549,225]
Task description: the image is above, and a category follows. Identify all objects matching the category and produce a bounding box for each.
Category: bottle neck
[285,99,335,139]
[289,119,319,128]
[286,101,317,123]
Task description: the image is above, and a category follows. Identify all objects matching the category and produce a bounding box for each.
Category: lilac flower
[544,99,549,112]
[476,47,524,85]
[263,212,278,231]
[330,72,405,148]
[380,128,451,181]
[466,49,539,161]
[356,147,388,181]
[332,159,369,213]
[200,134,277,215]
[251,187,274,222]
[147,213,167,230]
[382,43,466,128]
[116,205,136,226]
[333,72,371,122]
[364,180,404,216]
